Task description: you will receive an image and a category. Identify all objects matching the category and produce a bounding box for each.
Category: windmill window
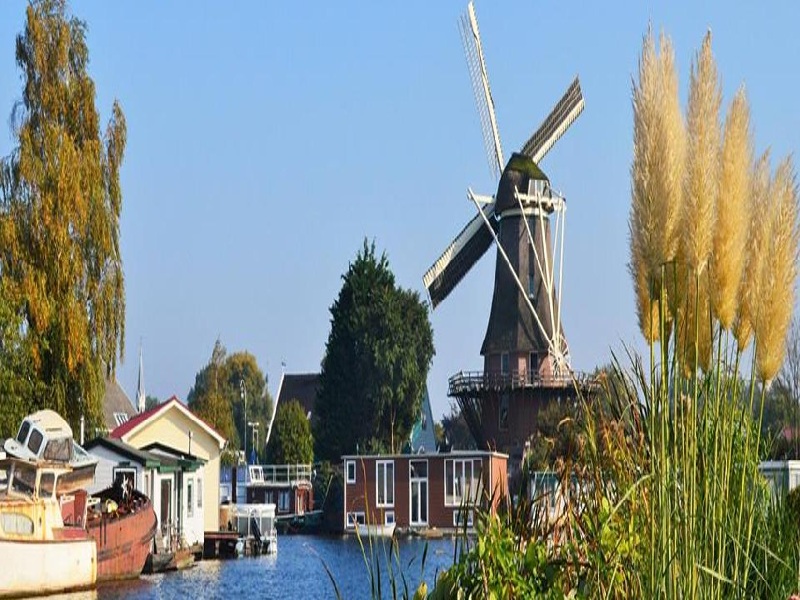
[529,353,539,380]
[499,394,509,431]
[500,353,510,375]
[528,272,535,297]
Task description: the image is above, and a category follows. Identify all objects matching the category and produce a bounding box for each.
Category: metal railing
[448,370,595,396]
[253,464,312,486]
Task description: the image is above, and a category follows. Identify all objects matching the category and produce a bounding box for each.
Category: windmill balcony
[447,369,593,397]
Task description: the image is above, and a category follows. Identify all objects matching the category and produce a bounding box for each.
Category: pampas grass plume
[734,152,771,351]
[682,31,721,275]
[629,30,683,341]
[755,156,799,382]
[712,87,753,329]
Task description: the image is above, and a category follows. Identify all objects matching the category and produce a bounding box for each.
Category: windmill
[423,1,585,456]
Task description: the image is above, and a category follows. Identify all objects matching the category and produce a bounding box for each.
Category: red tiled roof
[109,395,227,448]
[109,395,177,439]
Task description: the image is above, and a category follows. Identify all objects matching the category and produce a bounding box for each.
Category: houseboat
[342,450,508,534]
[221,463,321,534]
[0,456,97,597]
[60,484,157,581]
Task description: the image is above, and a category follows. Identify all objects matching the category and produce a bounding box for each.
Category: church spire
[137,342,146,413]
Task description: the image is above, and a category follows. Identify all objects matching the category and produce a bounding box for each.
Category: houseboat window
[346,460,356,484]
[10,463,36,495]
[113,467,137,493]
[39,472,55,498]
[376,460,395,507]
[452,509,474,528]
[16,420,30,444]
[445,458,483,506]
[499,394,509,431]
[27,429,44,455]
[278,491,290,512]
[500,353,509,375]
[1,513,34,536]
[144,473,150,497]
[43,438,72,462]
[385,511,395,526]
[187,478,194,518]
[249,466,263,483]
[346,512,365,528]
[410,460,428,478]
[197,478,203,508]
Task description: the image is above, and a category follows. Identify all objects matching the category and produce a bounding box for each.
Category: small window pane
[27,429,44,455]
[16,421,30,445]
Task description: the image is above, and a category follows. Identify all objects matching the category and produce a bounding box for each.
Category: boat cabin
[4,410,97,468]
[341,451,508,533]
[220,464,314,517]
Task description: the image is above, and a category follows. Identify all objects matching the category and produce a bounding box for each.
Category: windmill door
[409,460,428,527]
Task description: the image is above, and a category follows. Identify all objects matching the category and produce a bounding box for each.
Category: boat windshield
[10,463,36,496]
[43,438,72,462]
[16,420,30,445]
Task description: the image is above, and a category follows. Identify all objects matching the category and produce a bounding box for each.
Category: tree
[186,339,273,461]
[144,395,160,412]
[314,240,434,460]
[187,339,237,447]
[440,402,476,450]
[0,0,126,432]
[265,400,313,465]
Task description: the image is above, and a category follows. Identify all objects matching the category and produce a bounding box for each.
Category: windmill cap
[495,153,549,213]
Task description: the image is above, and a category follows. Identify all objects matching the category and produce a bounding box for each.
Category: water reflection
[89,536,455,600]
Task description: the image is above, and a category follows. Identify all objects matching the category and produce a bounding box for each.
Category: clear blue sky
[0,2,798,419]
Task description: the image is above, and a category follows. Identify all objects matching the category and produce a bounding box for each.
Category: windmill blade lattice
[459,1,504,180]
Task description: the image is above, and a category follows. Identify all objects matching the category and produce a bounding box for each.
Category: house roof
[276,373,319,419]
[102,377,137,432]
[109,396,226,449]
[409,387,438,454]
[85,436,203,473]
[85,436,163,468]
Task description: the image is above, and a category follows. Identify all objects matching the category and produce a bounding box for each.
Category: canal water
[49,536,459,600]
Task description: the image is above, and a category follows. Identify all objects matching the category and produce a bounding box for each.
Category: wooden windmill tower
[424,1,587,464]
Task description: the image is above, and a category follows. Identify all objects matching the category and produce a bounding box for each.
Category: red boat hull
[84,489,157,581]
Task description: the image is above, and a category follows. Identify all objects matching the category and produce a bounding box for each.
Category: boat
[5,410,157,582]
[356,522,397,538]
[3,409,98,494]
[230,502,278,555]
[61,484,157,581]
[0,456,97,598]
[275,508,324,534]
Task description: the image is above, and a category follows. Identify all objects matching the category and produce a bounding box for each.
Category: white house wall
[86,445,144,495]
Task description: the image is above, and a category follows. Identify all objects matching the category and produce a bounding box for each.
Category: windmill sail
[521,77,584,164]
[459,1,504,179]
[424,205,498,308]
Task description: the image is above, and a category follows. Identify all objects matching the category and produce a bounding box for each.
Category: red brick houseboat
[342,451,508,532]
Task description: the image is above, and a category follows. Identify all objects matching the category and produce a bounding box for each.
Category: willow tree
[0,0,126,432]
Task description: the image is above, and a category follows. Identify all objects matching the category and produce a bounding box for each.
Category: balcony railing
[448,370,595,396]
[248,464,312,487]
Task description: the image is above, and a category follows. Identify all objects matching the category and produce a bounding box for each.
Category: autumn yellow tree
[0,0,126,433]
